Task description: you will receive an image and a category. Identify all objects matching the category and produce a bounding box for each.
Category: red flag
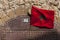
[30,6,54,29]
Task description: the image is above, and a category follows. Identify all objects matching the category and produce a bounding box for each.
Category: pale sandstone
[7,9,17,18]
[38,0,46,4]
[58,2,60,10]
[0,0,60,27]
[1,16,10,24]
[0,0,60,39]
[0,11,7,18]
[19,0,24,4]
[15,7,27,16]
[28,9,31,15]
[41,3,50,10]
[0,19,4,26]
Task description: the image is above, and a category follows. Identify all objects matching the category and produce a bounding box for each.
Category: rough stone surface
[0,1,59,28]
[0,0,60,26]
[0,0,60,40]
[6,15,30,31]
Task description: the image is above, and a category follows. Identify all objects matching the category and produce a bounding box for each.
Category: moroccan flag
[30,6,54,29]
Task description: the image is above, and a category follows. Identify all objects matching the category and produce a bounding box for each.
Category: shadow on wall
[1,29,60,40]
[28,30,59,40]
[5,15,30,31]
[5,15,56,31]
[3,15,60,40]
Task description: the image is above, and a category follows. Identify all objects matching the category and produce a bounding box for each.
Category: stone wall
[0,0,60,25]
[0,0,60,31]
[0,0,60,40]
